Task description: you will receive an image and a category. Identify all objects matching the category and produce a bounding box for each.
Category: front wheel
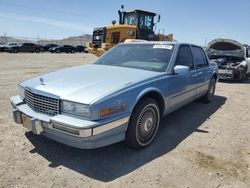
[202,78,216,103]
[239,68,246,83]
[125,98,160,149]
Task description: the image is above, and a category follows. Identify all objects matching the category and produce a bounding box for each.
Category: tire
[239,69,246,83]
[125,98,160,149]
[35,49,40,53]
[202,78,216,103]
[13,49,18,53]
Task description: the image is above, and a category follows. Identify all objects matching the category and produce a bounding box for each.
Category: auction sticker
[153,45,173,50]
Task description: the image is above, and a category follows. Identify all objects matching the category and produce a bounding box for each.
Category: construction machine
[87,6,174,56]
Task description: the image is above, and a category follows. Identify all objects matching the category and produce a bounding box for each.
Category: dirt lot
[0,53,249,188]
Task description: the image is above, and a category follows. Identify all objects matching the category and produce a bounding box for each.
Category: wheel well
[138,92,165,116]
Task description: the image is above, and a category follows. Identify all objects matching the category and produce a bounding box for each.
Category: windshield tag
[153,45,173,50]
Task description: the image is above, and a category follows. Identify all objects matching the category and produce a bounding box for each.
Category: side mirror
[174,65,190,75]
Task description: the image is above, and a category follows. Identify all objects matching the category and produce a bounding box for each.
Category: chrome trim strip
[10,95,24,108]
[49,123,92,137]
[93,116,130,135]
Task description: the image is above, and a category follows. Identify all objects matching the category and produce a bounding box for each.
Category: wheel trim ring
[135,103,160,146]
[137,109,156,142]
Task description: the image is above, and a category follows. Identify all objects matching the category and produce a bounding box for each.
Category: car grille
[92,27,106,48]
[24,89,59,116]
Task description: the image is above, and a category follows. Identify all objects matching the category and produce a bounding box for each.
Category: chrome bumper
[10,95,129,149]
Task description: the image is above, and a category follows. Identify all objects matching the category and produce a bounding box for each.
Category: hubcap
[137,105,159,144]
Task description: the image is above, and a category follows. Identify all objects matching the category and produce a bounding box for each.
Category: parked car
[11,42,218,149]
[75,45,87,53]
[41,44,58,52]
[49,45,76,53]
[207,38,250,82]
[0,42,18,52]
[5,43,42,53]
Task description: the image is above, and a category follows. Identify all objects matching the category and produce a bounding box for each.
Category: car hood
[207,38,245,58]
[20,64,161,104]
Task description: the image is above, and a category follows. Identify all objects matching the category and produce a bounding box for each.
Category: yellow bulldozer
[87,6,174,56]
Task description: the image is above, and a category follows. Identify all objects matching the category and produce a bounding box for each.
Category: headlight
[99,103,127,118]
[18,85,25,99]
[61,100,90,117]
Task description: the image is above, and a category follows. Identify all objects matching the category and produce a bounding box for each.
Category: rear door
[64,45,71,52]
[191,46,211,96]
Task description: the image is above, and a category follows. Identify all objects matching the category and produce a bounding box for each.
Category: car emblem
[40,77,45,85]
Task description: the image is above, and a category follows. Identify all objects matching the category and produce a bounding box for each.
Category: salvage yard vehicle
[5,43,43,53]
[11,42,218,149]
[75,45,87,53]
[88,6,174,56]
[207,38,250,82]
[0,42,18,52]
[41,44,58,52]
[49,45,76,53]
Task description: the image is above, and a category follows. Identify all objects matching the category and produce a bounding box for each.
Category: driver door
[168,45,198,109]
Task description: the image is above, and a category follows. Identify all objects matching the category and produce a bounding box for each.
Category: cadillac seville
[10,42,218,149]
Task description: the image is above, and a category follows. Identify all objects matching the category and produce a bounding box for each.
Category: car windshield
[94,43,174,72]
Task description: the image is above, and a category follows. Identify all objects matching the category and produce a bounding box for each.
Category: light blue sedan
[10,42,218,149]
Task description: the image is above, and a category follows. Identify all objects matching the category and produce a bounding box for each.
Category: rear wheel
[203,78,216,103]
[125,98,160,149]
[13,48,18,53]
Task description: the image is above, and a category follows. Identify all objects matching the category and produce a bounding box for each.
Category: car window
[175,45,194,68]
[192,46,208,68]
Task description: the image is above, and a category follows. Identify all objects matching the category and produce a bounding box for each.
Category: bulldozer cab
[119,10,156,40]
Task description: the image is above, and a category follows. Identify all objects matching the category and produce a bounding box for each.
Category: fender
[130,87,165,113]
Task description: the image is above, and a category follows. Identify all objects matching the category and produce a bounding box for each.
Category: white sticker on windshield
[153,45,173,50]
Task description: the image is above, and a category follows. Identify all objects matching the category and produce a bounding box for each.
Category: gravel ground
[0,53,249,188]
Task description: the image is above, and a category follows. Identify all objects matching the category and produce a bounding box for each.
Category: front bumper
[218,69,234,80]
[10,95,129,149]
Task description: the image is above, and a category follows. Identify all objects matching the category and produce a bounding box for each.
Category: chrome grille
[24,89,59,116]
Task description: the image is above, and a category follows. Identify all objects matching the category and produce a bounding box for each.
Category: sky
[0,0,249,45]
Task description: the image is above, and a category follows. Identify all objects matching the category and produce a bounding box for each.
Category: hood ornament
[40,77,45,85]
